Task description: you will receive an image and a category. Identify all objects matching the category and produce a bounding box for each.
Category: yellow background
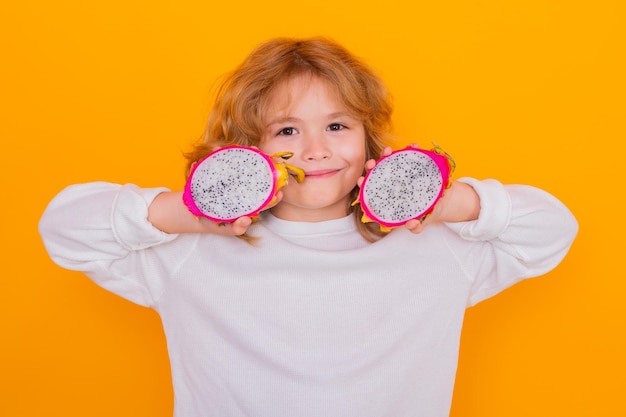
[1,0,624,415]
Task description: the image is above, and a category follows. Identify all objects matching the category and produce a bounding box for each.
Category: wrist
[431,181,480,223]
[148,191,205,234]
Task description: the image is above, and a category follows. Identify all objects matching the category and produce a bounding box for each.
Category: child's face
[259,75,367,222]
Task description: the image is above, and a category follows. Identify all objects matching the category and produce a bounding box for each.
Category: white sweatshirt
[39,178,577,417]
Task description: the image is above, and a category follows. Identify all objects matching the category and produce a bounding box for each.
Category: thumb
[230,216,253,235]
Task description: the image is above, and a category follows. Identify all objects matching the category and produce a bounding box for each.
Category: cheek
[258,133,300,156]
[346,135,367,167]
[258,137,281,155]
[351,151,366,171]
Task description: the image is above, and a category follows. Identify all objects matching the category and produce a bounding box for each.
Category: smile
[304,169,341,179]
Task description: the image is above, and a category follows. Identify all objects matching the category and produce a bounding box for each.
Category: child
[39,37,578,417]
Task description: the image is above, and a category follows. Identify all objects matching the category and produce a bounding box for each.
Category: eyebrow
[265,116,300,127]
[328,111,355,120]
[265,112,356,127]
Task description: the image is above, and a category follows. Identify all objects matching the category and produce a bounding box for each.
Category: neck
[269,202,351,222]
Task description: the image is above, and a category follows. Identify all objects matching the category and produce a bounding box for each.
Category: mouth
[304,169,341,179]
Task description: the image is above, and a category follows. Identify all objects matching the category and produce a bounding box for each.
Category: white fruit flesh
[189,148,274,221]
[362,150,443,225]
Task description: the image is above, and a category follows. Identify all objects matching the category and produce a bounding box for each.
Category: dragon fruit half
[353,143,455,231]
[183,145,304,224]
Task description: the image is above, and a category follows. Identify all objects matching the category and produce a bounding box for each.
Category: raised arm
[148,190,255,235]
[441,178,578,305]
[39,183,181,305]
[403,180,481,234]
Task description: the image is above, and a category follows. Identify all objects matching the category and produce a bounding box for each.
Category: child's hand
[401,181,479,234]
[362,146,393,173]
[359,146,429,234]
[148,190,282,236]
[196,215,254,236]
[358,145,480,235]
[198,190,283,236]
[358,145,392,188]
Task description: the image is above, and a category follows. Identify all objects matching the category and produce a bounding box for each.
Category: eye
[277,127,298,136]
[327,123,346,131]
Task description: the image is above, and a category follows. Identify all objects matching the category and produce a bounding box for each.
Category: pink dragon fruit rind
[182,145,279,223]
[358,147,452,228]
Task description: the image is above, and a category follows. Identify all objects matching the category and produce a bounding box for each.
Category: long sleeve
[38,178,578,417]
[39,182,182,306]
[446,178,578,305]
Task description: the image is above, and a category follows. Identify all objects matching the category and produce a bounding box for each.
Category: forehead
[264,74,344,115]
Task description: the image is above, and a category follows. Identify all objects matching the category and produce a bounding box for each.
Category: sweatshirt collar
[259,212,357,237]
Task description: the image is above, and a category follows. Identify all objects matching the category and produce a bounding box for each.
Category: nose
[301,135,331,161]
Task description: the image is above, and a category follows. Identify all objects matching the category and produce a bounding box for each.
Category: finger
[381,146,392,157]
[365,159,377,170]
[405,218,425,234]
[230,216,252,235]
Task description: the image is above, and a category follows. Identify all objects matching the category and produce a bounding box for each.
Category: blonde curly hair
[185,37,394,242]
